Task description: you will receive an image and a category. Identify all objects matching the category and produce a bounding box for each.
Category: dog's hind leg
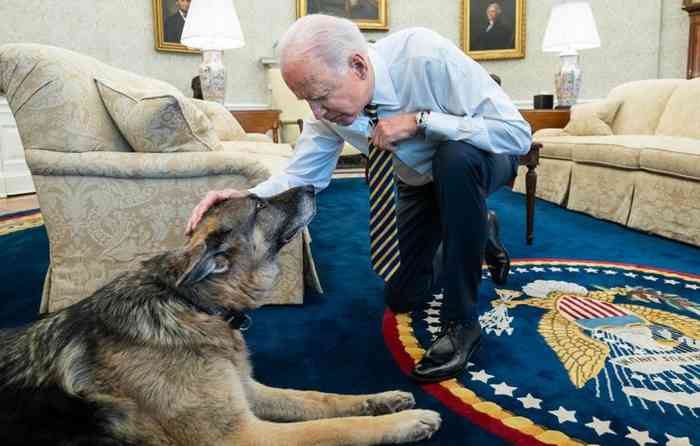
[246,381,416,421]
[233,410,441,445]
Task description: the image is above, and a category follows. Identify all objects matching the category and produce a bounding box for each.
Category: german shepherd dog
[0,186,441,445]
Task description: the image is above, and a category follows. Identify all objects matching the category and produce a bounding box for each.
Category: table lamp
[181,0,245,104]
[542,0,600,108]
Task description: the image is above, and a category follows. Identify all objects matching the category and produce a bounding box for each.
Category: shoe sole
[409,336,482,384]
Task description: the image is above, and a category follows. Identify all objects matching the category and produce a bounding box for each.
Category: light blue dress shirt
[249,27,532,197]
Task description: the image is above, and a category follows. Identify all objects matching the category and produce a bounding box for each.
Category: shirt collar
[368,46,399,108]
[179,10,187,20]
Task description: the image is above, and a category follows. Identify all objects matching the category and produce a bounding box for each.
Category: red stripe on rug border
[382,310,551,446]
[0,208,40,222]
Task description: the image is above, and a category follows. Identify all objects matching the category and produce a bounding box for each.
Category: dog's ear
[176,242,231,287]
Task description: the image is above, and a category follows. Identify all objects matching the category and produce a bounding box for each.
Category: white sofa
[514,78,700,246]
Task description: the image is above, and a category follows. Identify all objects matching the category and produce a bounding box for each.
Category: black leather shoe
[410,321,481,383]
[485,210,510,285]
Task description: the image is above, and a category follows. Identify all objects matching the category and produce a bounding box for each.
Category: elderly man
[186,15,531,383]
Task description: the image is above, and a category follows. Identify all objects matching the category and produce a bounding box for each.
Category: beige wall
[0,0,690,106]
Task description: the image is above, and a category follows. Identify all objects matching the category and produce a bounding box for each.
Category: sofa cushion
[95,78,222,153]
[637,136,700,180]
[607,79,683,135]
[564,99,622,136]
[189,99,247,141]
[655,78,700,140]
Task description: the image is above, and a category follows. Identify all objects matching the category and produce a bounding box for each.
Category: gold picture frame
[152,0,199,54]
[296,0,389,31]
[461,0,526,61]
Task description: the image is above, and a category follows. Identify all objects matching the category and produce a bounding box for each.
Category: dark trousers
[384,141,517,325]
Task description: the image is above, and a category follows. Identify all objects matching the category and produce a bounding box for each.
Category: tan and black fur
[0,186,441,446]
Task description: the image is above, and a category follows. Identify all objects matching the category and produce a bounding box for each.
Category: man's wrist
[415,110,430,133]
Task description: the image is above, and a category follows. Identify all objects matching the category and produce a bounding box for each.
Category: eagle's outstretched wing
[618,304,700,340]
[539,310,609,388]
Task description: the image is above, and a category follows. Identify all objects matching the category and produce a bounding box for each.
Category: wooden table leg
[522,143,540,245]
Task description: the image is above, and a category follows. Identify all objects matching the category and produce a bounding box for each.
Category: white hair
[278,14,368,75]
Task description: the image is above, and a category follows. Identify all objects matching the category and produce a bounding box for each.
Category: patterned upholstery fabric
[563,99,621,136]
[0,43,319,312]
[519,78,700,246]
[189,98,247,142]
[95,78,222,153]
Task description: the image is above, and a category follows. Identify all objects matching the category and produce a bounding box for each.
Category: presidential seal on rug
[0,186,441,446]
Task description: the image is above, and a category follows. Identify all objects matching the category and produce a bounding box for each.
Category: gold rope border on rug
[0,213,44,236]
[393,259,700,446]
[394,311,586,446]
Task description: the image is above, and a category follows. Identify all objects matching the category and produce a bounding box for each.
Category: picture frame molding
[296,0,389,31]
[460,0,526,61]
[152,0,199,54]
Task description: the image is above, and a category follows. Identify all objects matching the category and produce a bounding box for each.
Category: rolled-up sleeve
[248,118,344,197]
[420,55,532,155]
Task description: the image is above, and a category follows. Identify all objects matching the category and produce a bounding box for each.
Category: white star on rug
[427,325,441,335]
[516,267,529,273]
[585,268,599,273]
[603,270,618,275]
[491,382,516,396]
[643,275,659,281]
[549,267,562,272]
[470,370,494,383]
[433,293,443,300]
[624,272,638,278]
[664,279,680,285]
[549,406,577,424]
[428,300,442,308]
[531,267,545,272]
[423,316,440,325]
[685,283,700,290]
[625,427,657,445]
[665,433,693,446]
[425,308,440,316]
[585,417,615,436]
[517,393,542,409]
[566,267,580,272]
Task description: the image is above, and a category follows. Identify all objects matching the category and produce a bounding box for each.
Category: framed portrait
[152,0,199,54]
[297,0,389,31]
[461,0,526,61]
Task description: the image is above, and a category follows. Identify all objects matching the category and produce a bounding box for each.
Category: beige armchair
[0,43,319,313]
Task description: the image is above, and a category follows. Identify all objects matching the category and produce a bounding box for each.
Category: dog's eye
[256,201,266,211]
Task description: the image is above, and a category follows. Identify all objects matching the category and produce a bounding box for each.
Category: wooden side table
[519,109,571,133]
[229,109,282,143]
[515,109,570,245]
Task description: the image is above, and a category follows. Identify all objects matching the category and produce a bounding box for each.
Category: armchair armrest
[24,149,270,183]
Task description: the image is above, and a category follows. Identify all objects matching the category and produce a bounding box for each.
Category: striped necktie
[365,104,401,282]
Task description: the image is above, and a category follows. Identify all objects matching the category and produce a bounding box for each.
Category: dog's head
[175,186,316,310]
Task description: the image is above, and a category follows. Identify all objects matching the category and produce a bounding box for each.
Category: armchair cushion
[95,78,222,153]
[563,99,621,136]
[189,99,247,141]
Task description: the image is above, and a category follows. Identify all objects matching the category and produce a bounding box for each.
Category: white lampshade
[181,0,245,50]
[542,0,600,53]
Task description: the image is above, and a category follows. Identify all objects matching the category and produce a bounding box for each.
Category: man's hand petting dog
[185,188,249,236]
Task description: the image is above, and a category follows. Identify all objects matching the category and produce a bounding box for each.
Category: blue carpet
[1,178,699,445]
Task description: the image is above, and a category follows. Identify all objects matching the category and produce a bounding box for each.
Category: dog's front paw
[382,409,442,443]
[363,391,415,415]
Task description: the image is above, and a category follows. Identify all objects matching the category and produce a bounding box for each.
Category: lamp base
[199,50,226,104]
[554,51,582,108]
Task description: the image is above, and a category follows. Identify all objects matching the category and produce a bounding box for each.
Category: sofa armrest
[24,149,270,183]
[220,140,294,157]
[242,133,274,143]
[533,128,571,139]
